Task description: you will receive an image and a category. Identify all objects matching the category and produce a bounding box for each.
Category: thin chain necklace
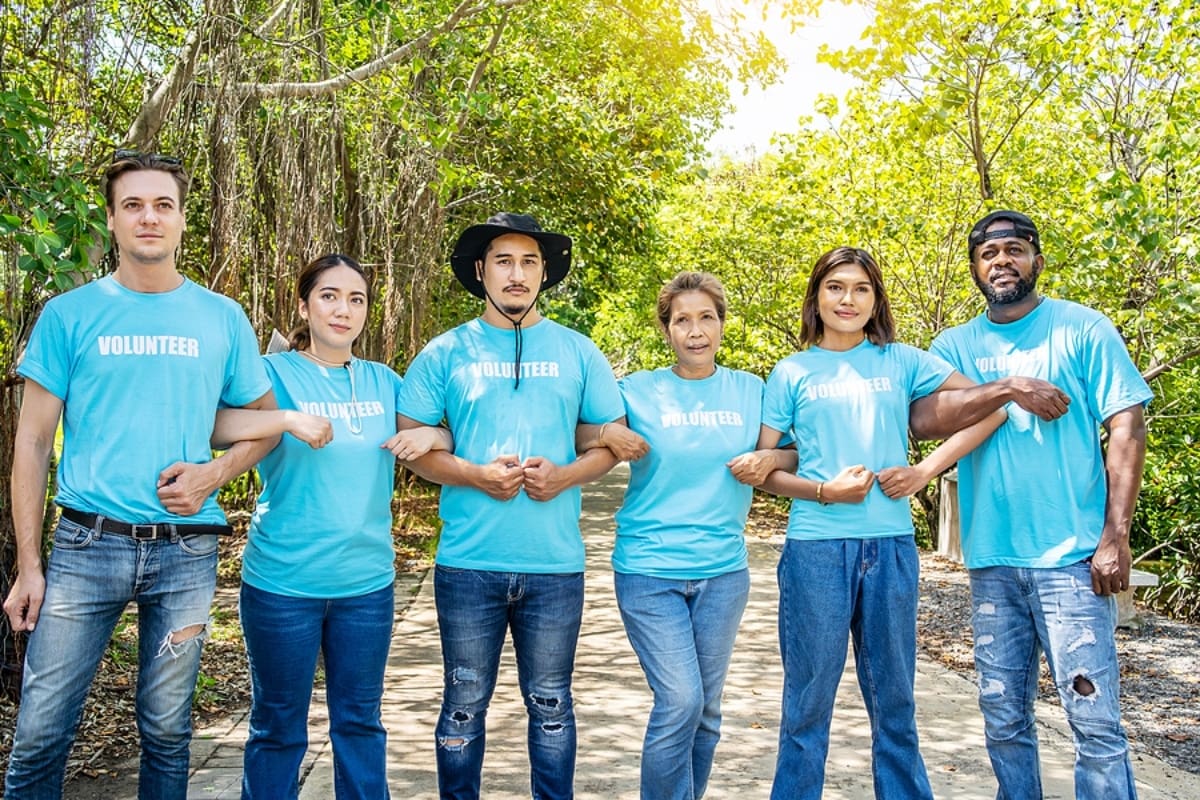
[297,348,362,434]
[299,348,351,368]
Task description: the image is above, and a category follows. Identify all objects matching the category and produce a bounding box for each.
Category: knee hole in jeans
[528,692,569,734]
[156,622,208,658]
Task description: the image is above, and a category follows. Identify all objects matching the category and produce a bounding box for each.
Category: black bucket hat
[967,210,1041,259]
[450,212,572,298]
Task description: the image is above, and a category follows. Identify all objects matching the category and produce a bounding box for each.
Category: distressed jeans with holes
[433,566,583,800]
[970,561,1138,800]
[4,516,217,800]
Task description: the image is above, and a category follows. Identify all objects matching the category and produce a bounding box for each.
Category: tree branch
[222,0,529,100]
[256,0,296,38]
[123,0,530,143]
[1142,345,1200,383]
[453,6,509,131]
[124,18,207,147]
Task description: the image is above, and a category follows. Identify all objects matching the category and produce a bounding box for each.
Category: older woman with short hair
[589,271,793,800]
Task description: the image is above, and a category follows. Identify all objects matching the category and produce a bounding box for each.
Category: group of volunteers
[3,150,1150,800]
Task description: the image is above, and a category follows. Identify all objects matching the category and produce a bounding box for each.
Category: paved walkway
[72,465,1196,798]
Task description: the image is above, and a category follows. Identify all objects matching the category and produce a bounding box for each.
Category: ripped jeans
[5,515,217,800]
[970,562,1137,800]
[433,566,583,800]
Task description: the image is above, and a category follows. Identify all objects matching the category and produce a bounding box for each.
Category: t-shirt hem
[242,569,396,599]
[434,558,585,574]
[964,554,1092,570]
[612,560,749,580]
[785,528,914,541]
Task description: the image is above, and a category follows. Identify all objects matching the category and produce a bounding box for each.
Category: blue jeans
[615,569,749,800]
[433,566,584,800]
[771,536,933,800]
[4,515,217,800]
[239,582,394,800]
[970,562,1138,800]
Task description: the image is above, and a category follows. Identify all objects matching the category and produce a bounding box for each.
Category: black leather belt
[61,508,233,540]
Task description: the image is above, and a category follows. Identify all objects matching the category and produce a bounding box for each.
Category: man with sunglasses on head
[913,210,1151,800]
[4,151,276,799]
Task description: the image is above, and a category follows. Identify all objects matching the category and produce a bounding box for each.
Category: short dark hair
[102,151,191,209]
[656,271,727,331]
[800,247,895,348]
[288,253,373,351]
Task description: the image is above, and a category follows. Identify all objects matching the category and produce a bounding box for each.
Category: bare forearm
[915,409,1007,478]
[431,426,454,452]
[760,470,818,501]
[403,450,479,487]
[576,422,604,451]
[11,440,53,572]
[558,447,618,488]
[212,409,293,447]
[207,389,280,486]
[771,449,799,476]
[910,382,1013,440]
[1103,413,1147,540]
[208,437,277,487]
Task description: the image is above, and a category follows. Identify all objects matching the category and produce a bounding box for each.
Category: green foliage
[0,87,106,313]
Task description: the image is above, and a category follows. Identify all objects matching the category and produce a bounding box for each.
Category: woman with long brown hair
[756,246,1004,799]
[215,253,449,799]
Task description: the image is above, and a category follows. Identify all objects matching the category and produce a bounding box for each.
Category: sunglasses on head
[112,148,183,166]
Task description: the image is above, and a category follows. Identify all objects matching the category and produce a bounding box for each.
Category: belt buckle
[131,524,159,541]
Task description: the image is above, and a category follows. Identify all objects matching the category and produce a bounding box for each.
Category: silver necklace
[298,349,363,434]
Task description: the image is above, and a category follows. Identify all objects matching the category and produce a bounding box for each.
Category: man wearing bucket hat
[397,212,632,799]
[920,210,1152,799]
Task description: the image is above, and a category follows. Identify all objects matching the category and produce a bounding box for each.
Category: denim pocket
[52,516,99,550]
[178,533,219,557]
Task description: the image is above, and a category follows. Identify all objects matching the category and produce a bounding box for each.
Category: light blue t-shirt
[930,298,1153,569]
[397,317,624,573]
[614,366,762,579]
[17,275,270,525]
[762,340,954,540]
[243,352,402,598]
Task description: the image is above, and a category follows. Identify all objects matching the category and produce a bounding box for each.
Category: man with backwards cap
[397,213,638,799]
[916,210,1151,799]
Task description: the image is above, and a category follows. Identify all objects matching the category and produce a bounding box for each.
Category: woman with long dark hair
[757,246,1005,799]
[215,253,450,799]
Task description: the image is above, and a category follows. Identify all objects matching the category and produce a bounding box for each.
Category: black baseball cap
[967,210,1040,259]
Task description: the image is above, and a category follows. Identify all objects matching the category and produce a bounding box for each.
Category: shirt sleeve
[907,344,957,401]
[389,365,405,410]
[579,342,624,424]
[396,344,449,426]
[928,331,962,372]
[222,309,273,407]
[16,303,71,400]
[1077,315,1153,422]
[761,360,795,435]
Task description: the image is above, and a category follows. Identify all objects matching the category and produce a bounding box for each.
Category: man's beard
[974,272,1038,306]
[498,298,531,316]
